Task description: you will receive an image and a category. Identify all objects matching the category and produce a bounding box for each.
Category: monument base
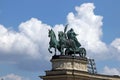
[40,55,89,80]
[40,55,120,80]
[51,55,88,72]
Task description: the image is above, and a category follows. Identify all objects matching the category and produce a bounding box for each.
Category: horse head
[48,29,51,37]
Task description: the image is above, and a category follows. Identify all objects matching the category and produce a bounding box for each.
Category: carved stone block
[51,55,88,72]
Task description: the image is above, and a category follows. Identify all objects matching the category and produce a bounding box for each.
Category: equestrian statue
[48,25,86,57]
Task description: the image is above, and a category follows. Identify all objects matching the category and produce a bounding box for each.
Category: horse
[58,31,77,55]
[58,31,86,57]
[48,29,59,55]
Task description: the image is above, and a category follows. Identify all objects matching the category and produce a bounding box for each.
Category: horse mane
[51,29,56,38]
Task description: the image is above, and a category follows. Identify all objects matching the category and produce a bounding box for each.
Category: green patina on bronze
[48,25,86,57]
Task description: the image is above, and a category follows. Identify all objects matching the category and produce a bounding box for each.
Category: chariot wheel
[79,48,86,57]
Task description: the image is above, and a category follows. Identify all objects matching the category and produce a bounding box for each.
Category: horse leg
[73,49,76,57]
[81,48,84,57]
[54,48,56,55]
[48,46,52,53]
[82,48,86,58]
[65,49,69,55]
[79,52,81,57]
[61,46,64,55]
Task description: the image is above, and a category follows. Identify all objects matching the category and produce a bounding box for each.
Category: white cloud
[111,38,120,52]
[0,3,120,72]
[0,25,15,53]
[67,3,108,59]
[102,66,120,76]
[0,3,108,61]
[0,18,51,60]
[0,74,30,80]
[18,18,52,60]
[0,18,52,71]
[110,38,120,61]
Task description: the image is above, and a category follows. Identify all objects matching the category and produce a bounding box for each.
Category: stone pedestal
[51,56,88,72]
[40,55,120,80]
[40,55,88,80]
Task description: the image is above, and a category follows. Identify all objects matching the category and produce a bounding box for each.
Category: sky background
[0,0,120,80]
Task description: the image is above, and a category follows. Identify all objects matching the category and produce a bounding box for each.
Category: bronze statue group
[48,25,86,57]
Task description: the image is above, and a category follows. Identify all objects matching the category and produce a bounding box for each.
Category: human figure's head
[70,28,73,31]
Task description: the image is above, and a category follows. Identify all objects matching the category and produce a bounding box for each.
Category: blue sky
[0,0,120,43]
[0,0,120,80]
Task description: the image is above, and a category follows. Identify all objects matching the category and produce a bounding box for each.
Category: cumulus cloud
[0,18,52,71]
[0,74,30,80]
[110,38,120,61]
[0,18,51,60]
[102,66,120,76]
[18,18,52,59]
[0,3,120,72]
[111,38,120,52]
[66,3,108,59]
